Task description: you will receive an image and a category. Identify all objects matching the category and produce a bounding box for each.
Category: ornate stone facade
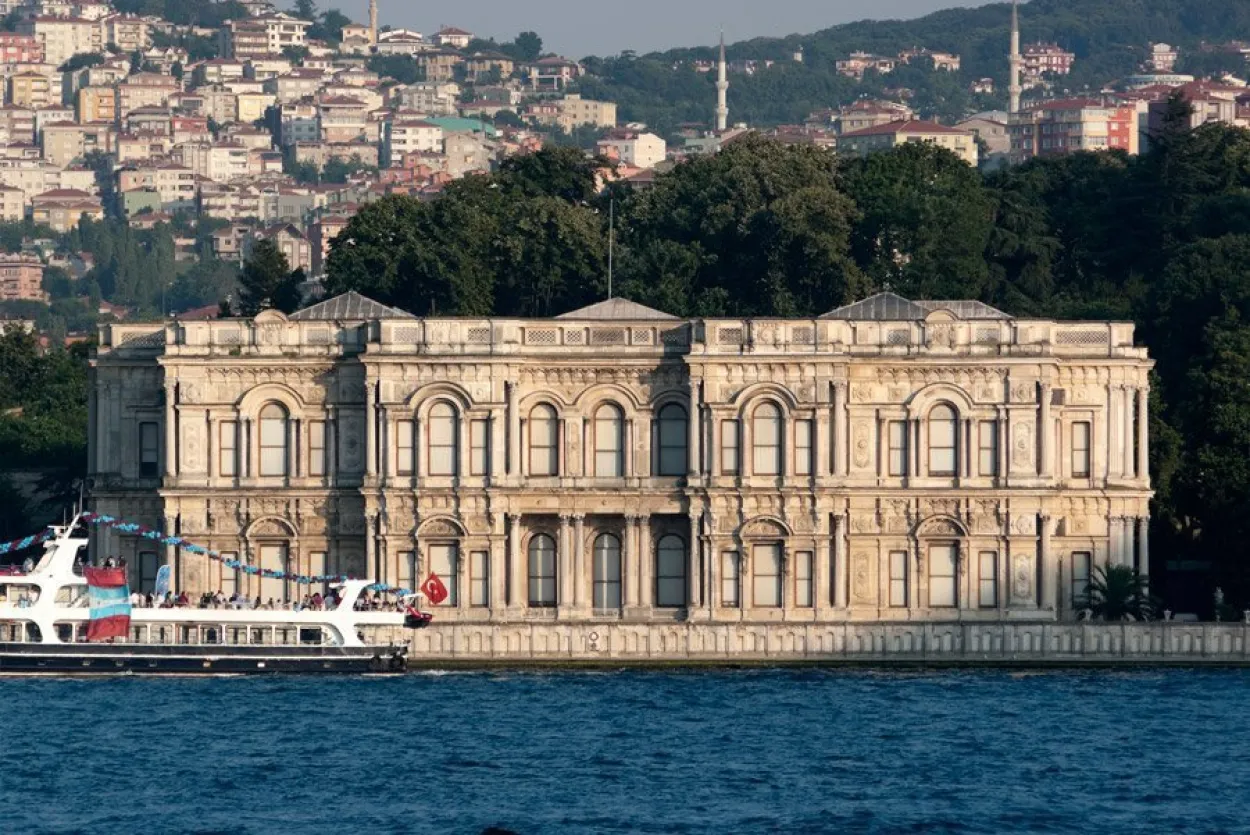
[88,292,1153,623]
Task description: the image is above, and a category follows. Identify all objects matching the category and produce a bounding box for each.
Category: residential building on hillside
[526,56,581,91]
[433,26,472,48]
[20,16,99,68]
[1021,42,1076,84]
[597,130,666,169]
[89,292,1153,628]
[382,115,442,166]
[838,119,978,167]
[1009,99,1139,163]
[836,52,897,80]
[222,13,310,60]
[1147,43,1178,73]
[393,81,460,115]
[898,48,960,72]
[0,253,44,301]
[832,99,914,135]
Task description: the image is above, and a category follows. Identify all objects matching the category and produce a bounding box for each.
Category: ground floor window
[1071,551,1092,609]
[928,544,957,607]
[753,543,782,608]
[794,550,813,607]
[469,550,488,607]
[978,551,997,608]
[593,533,622,610]
[721,551,739,607]
[429,543,458,606]
[528,534,556,607]
[258,543,289,603]
[889,551,908,607]
[655,535,686,607]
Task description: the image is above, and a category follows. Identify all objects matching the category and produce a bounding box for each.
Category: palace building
[88,291,1152,623]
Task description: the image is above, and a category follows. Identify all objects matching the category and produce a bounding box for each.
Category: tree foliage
[238,239,303,315]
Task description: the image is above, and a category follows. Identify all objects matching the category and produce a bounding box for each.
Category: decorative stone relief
[852,421,871,468]
[851,513,878,534]
[851,552,875,605]
[1012,555,1034,602]
[1012,422,1033,468]
[1011,382,1036,404]
[1011,514,1036,536]
[181,422,205,474]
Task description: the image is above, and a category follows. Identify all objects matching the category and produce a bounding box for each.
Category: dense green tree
[169,259,240,312]
[366,54,422,85]
[1078,564,1157,621]
[239,239,303,315]
[513,31,543,63]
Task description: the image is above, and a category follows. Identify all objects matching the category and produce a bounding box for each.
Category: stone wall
[393,621,1250,666]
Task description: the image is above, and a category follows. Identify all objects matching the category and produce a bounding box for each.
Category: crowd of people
[125,589,413,612]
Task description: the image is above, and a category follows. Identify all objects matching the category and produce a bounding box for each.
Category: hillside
[574,0,1250,134]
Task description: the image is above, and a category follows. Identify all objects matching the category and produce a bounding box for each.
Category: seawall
[393,621,1250,667]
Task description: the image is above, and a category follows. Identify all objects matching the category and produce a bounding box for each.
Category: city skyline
[325,0,998,57]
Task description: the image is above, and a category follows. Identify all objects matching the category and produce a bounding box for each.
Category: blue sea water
[5,669,1249,834]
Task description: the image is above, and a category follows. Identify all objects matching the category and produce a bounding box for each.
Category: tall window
[753,543,782,607]
[889,550,908,607]
[593,533,622,610]
[1071,551,1092,609]
[721,551,740,607]
[139,421,159,477]
[529,405,558,476]
[795,420,813,476]
[752,402,782,476]
[928,544,957,607]
[795,550,813,607]
[398,550,415,594]
[528,534,556,606]
[469,419,488,475]
[656,404,688,476]
[978,551,998,608]
[720,419,740,475]
[258,403,288,477]
[309,420,326,477]
[469,551,488,607]
[259,543,289,602]
[1072,421,1091,478]
[428,543,458,605]
[888,420,908,476]
[655,535,686,607]
[137,551,160,593]
[928,404,958,476]
[978,420,998,477]
[428,402,458,476]
[219,551,239,597]
[594,403,624,477]
[219,421,237,477]
[396,419,414,476]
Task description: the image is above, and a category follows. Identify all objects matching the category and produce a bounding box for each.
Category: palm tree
[1078,564,1156,621]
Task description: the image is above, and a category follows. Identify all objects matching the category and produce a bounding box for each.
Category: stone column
[365,381,377,478]
[1039,382,1051,478]
[241,416,252,478]
[489,532,506,618]
[507,382,519,478]
[1040,515,1054,611]
[1109,517,1123,567]
[814,414,829,479]
[623,514,638,608]
[833,514,848,608]
[687,513,700,609]
[707,513,719,616]
[997,410,1008,482]
[813,528,828,618]
[162,512,178,589]
[326,406,337,481]
[1139,518,1150,580]
[1136,387,1149,484]
[163,383,177,478]
[558,514,572,617]
[490,409,505,482]
[833,381,848,477]
[1108,384,1122,478]
[639,516,652,608]
[573,514,586,611]
[507,513,523,612]
[687,378,700,478]
[364,512,377,582]
[291,418,301,478]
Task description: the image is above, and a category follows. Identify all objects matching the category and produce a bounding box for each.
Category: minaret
[369,0,379,44]
[715,31,729,132]
[1008,0,1021,114]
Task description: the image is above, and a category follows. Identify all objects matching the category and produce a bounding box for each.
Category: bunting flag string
[0,530,56,557]
[66,513,418,599]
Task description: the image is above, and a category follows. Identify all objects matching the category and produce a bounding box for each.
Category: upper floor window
[258,403,288,477]
[655,404,688,476]
[469,419,488,476]
[720,419,740,475]
[139,421,158,477]
[752,402,782,476]
[888,420,908,477]
[1072,421,1091,478]
[396,419,414,476]
[219,421,237,477]
[978,420,998,477]
[795,420,813,476]
[529,404,558,476]
[309,420,326,477]
[428,402,458,476]
[928,404,958,476]
[593,403,624,478]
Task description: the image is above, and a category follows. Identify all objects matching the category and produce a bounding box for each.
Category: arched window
[592,533,622,610]
[928,404,958,476]
[655,403,688,476]
[428,401,458,476]
[655,535,686,607]
[752,402,782,476]
[594,403,624,477]
[527,533,556,606]
[258,403,288,477]
[529,405,558,476]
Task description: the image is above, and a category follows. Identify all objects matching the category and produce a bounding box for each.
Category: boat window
[55,623,73,642]
[0,584,39,606]
[250,627,268,645]
[299,627,322,645]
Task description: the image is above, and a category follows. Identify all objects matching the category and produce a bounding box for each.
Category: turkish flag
[421,573,449,605]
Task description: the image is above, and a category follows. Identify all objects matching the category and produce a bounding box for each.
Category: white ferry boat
[0,516,425,675]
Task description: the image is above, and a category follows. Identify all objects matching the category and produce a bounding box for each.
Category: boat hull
[0,642,408,675]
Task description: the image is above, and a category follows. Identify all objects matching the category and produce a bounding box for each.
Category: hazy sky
[324,0,994,58]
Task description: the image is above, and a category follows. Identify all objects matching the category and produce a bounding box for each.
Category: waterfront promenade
[393,621,1250,666]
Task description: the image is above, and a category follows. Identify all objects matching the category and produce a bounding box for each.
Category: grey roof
[288,291,415,322]
[555,297,678,321]
[820,292,1009,321]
